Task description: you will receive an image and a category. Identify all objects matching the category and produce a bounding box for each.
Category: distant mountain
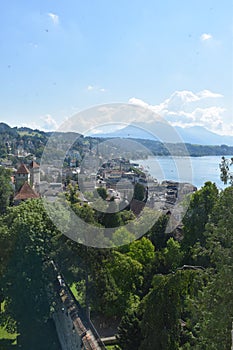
[175,126,233,146]
[92,123,233,146]
[94,124,159,140]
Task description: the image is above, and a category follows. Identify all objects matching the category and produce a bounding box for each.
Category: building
[15,163,30,192]
[29,160,40,188]
[14,162,40,204]
[14,181,39,204]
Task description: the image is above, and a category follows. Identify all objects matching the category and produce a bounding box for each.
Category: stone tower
[15,163,30,192]
[29,160,40,188]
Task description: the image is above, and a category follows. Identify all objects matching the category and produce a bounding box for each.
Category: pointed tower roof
[16,163,30,174]
[14,182,39,201]
[30,160,40,169]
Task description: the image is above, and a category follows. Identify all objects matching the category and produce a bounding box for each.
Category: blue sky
[0,0,232,135]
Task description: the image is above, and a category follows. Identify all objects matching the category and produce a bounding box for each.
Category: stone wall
[52,269,106,350]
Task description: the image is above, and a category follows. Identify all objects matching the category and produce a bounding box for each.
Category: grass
[0,301,18,345]
[70,281,85,307]
[18,131,40,137]
[0,326,17,344]
[0,326,16,339]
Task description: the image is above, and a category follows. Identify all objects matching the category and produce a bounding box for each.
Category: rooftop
[30,160,40,168]
[14,182,39,200]
[16,163,30,174]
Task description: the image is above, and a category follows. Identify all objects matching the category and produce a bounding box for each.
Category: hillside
[0,123,233,162]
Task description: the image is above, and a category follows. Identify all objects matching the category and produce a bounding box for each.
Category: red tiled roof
[16,163,30,174]
[14,182,39,200]
[30,160,40,168]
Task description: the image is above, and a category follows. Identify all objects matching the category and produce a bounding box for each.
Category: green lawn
[70,282,85,306]
[0,325,17,344]
[0,302,18,346]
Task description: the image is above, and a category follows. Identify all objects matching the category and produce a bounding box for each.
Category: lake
[134,155,231,189]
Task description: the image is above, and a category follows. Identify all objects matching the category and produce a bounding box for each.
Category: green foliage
[0,199,60,348]
[127,237,155,266]
[111,227,135,247]
[155,238,184,273]
[148,213,170,249]
[182,182,219,263]
[96,187,108,200]
[118,310,142,350]
[0,167,13,214]
[193,187,233,349]
[133,183,145,201]
[0,160,232,349]
[65,183,80,204]
[219,156,233,185]
[103,251,143,317]
[139,272,187,350]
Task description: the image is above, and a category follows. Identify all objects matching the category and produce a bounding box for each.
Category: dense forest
[0,159,233,349]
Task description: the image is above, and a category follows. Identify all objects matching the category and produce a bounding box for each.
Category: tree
[65,183,80,204]
[103,251,143,317]
[139,270,200,350]
[96,187,107,200]
[0,167,13,214]
[181,182,219,263]
[111,227,135,248]
[127,237,155,267]
[133,183,145,201]
[147,213,170,249]
[155,237,184,274]
[118,310,142,350]
[0,199,60,349]
[219,156,233,186]
[194,186,233,349]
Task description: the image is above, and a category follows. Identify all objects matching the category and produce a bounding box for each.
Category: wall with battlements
[52,269,106,350]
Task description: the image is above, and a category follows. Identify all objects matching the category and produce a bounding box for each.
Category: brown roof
[14,182,39,200]
[130,199,145,216]
[16,163,30,174]
[30,160,40,168]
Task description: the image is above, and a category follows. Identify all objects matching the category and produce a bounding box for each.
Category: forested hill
[0,122,233,160]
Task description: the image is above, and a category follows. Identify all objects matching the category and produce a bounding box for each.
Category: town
[3,151,196,220]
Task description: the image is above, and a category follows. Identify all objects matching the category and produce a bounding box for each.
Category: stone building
[29,160,40,188]
[14,181,39,205]
[15,163,30,192]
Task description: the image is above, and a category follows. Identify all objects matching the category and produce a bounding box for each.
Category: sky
[0,0,233,135]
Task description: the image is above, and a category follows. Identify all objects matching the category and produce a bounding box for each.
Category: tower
[29,160,40,188]
[15,163,30,192]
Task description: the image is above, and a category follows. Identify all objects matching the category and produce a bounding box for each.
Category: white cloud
[48,13,59,25]
[129,97,150,109]
[128,89,230,135]
[86,85,106,92]
[40,115,58,131]
[197,90,223,99]
[200,33,212,41]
